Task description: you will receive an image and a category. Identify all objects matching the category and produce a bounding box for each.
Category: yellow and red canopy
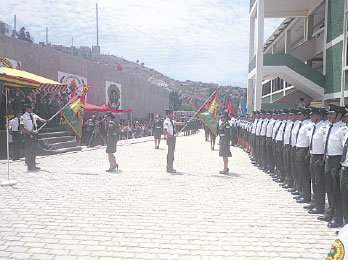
[0,67,67,92]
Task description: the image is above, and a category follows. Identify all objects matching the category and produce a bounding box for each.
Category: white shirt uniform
[163,117,175,136]
[20,112,41,133]
[325,121,347,156]
[272,120,281,140]
[290,120,301,147]
[309,120,327,155]
[341,131,348,167]
[252,118,259,134]
[255,118,264,136]
[275,120,287,141]
[296,119,311,148]
[327,224,348,260]
[266,118,275,138]
[283,120,294,145]
[260,118,269,136]
[9,117,20,132]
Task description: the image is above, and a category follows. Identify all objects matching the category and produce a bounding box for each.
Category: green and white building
[248,0,348,111]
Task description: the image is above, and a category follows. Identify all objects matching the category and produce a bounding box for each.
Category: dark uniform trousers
[275,141,283,177]
[24,134,37,169]
[296,147,310,200]
[309,154,326,211]
[11,132,21,160]
[341,167,348,224]
[266,137,274,172]
[166,137,176,171]
[255,136,260,163]
[289,146,297,188]
[260,136,267,167]
[283,144,291,183]
[324,156,342,220]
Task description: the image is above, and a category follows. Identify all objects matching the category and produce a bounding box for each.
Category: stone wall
[0,34,169,118]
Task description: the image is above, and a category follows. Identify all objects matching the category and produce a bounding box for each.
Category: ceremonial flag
[228,100,235,116]
[61,86,89,138]
[196,89,219,136]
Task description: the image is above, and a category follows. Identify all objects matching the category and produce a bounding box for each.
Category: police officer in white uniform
[9,110,22,160]
[163,109,184,173]
[20,104,47,171]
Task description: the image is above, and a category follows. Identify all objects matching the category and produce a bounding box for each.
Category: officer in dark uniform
[219,112,232,174]
[152,114,163,149]
[105,112,119,172]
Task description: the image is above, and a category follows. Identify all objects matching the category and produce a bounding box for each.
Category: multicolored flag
[196,89,219,136]
[61,86,89,138]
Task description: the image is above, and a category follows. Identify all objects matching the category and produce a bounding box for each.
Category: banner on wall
[106,81,121,110]
[58,71,87,99]
[0,57,21,70]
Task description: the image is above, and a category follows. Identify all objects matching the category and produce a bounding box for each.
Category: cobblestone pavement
[0,131,337,260]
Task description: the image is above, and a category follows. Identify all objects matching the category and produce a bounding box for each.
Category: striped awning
[0,67,67,92]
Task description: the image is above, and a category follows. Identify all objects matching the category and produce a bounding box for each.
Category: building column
[285,30,291,54]
[247,14,256,109]
[254,0,264,111]
[247,79,254,112]
[307,14,314,41]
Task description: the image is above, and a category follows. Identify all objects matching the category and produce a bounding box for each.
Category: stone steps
[37,127,81,156]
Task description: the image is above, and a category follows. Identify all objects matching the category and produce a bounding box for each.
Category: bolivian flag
[196,90,219,136]
[61,87,88,138]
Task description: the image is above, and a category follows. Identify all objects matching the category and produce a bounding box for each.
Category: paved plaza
[0,132,337,259]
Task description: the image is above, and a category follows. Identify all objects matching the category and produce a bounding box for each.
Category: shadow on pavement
[212,172,241,178]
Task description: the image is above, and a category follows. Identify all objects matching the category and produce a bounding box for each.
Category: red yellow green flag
[196,90,219,136]
[61,87,89,138]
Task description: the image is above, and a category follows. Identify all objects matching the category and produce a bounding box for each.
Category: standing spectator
[25,31,32,42]
[99,116,107,146]
[297,98,305,109]
[17,27,26,40]
[9,111,22,160]
[85,115,97,147]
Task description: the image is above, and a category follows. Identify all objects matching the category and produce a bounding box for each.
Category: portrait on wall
[106,81,121,110]
[58,71,87,99]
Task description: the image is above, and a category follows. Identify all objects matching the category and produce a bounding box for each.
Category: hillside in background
[49,44,247,111]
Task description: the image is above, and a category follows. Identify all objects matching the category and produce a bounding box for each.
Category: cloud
[0,0,282,87]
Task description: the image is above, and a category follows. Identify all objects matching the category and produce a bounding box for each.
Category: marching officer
[282,109,295,189]
[20,104,47,171]
[219,112,232,174]
[152,114,163,149]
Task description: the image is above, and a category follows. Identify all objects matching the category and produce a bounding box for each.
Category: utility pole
[72,37,74,46]
[46,27,48,45]
[14,15,16,32]
[96,3,99,47]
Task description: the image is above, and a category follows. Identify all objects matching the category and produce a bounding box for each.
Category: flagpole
[37,98,75,132]
[1,86,17,187]
[177,87,220,136]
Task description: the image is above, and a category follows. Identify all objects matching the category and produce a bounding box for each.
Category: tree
[169,91,182,111]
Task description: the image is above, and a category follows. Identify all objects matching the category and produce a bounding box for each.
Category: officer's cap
[24,104,33,109]
[15,110,22,115]
[309,107,320,115]
[289,109,296,115]
[165,109,173,115]
[327,104,339,113]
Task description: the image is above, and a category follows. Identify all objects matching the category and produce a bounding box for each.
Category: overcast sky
[0,0,281,87]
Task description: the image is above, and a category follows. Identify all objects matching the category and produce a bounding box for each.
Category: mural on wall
[58,71,87,99]
[106,81,121,110]
[0,57,21,69]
